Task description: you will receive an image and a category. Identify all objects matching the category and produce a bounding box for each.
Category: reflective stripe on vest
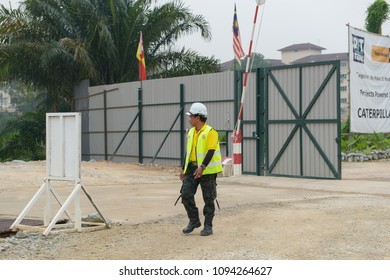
[183,125,223,175]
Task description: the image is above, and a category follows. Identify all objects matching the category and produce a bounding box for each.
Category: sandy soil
[1,160,390,260]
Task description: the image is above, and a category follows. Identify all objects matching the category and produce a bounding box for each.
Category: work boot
[182,220,201,234]
[200,225,213,236]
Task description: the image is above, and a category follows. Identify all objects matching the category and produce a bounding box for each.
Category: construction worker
[179,102,223,236]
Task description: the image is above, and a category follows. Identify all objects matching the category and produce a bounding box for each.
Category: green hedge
[341,119,390,154]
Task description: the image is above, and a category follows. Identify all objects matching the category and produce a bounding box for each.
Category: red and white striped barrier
[232,0,265,176]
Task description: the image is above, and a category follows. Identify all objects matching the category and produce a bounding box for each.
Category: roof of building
[278,43,326,52]
[291,52,348,64]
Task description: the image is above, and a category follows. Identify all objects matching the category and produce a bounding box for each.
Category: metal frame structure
[264,61,341,179]
[11,113,110,235]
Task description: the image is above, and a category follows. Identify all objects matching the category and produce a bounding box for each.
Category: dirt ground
[1,159,390,260]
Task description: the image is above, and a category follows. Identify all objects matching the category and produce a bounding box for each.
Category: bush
[0,111,45,162]
[341,119,390,154]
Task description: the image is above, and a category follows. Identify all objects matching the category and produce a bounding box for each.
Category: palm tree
[0,2,92,111]
[0,0,219,111]
[365,0,389,34]
[0,0,220,161]
[148,48,220,79]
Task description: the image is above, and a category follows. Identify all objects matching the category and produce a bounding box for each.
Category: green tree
[365,0,389,34]
[230,53,271,71]
[0,111,45,161]
[0,0,220,161]
[149,48,220,79]
[0,0,219,112]
[0,2,89,112]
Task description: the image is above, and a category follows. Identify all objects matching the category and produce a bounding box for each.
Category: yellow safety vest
[184,125,223,175]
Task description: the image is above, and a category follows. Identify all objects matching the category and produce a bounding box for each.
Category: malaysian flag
[233,4,245,65]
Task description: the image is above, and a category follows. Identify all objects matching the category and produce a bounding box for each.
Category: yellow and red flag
[136,32,146,80]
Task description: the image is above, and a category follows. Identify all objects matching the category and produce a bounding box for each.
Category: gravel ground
[1,160,390,260]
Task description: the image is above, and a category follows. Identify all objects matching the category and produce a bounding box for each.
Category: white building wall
[0,90,15,113]
[282,49,322,64]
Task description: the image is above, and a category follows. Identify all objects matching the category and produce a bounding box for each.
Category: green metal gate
[237,61,341,178]
[265,61,341,179]
[236,68,266,175]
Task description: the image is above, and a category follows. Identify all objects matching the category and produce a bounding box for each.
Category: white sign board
[11,112,109,235]
[46,113,81,180]
[349,26,390,133]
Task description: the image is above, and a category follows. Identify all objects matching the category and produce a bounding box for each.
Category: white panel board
[46,113,81,181]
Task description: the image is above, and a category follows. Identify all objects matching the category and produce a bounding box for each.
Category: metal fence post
[257,68,266,176]
[103,90,108,161]
[138,88,143,164]
[180,84,185,165]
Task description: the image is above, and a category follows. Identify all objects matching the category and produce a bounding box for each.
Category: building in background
[277,43,326,64]
[0,90,15,114]
[220,42,349,119]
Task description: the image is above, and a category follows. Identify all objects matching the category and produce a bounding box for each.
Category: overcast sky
[165,0,389,62]
[1,0,388,63]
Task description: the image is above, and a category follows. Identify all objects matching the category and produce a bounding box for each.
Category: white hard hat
[186,102,208,117]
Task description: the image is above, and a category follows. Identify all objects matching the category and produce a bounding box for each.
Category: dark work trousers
[181,163,217,227]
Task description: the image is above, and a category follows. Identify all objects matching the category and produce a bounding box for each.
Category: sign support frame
[10,113,110,235]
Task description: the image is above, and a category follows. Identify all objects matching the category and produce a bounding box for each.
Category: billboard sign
[349,26,390,133]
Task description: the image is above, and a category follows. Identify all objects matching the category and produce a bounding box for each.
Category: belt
[189,161,197,166]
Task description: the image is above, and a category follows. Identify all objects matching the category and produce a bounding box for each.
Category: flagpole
[232,1,264,176]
